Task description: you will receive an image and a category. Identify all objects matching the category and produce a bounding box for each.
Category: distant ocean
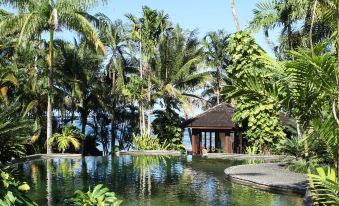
[72,119,192,152]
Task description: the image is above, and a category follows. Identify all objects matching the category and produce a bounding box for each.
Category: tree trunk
[147,75,152,135]
[309,0,318,51]
[216,66,221,105]
[336,2,339,177]
[111,108,116,154]
[46,29,54,155]
[228,0,241,32]
[80,109,88,156]
[111,58,117,155]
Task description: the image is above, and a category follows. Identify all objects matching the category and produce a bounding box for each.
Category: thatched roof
[184,102,291,130]
[185,103,236,129]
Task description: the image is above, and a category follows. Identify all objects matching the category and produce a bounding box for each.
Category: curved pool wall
[16,155,304,206]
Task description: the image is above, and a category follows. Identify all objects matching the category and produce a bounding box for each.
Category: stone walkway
[206,153,294,161]
[119,150,181,156]
[224,163,307,195]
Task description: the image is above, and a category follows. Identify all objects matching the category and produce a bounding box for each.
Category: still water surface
[17,155,304,206]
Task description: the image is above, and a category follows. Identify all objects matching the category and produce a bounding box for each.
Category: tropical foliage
[308,167,339,205]
[49,124,84,153]
[0,168,37,206]
[0,104,34,164]
[65,184,122,206]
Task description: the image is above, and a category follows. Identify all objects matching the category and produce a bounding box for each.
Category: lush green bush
[0,168,37,206]
[152,108,183,146]
[132,133,184,151]
[65,184,122,206]
[0,104,34,164]
[245,145,259,155]
[276,136,305,160]
[49,124,84,153]
[308,167,339,205]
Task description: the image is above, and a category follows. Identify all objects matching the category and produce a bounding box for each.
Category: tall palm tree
[126,6,170,135]
[249,0,331,55]
[97,14,128,153]
[228,0,241,31]
[202,30,230,106]
[154,25,208,120]
[0,0,105,154]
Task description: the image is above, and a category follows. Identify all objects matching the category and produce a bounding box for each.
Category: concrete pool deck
[206,153,293,161]
[224,163,307,195]
[119,150,182,156]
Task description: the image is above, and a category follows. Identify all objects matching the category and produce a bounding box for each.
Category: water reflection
[16,156,304,206]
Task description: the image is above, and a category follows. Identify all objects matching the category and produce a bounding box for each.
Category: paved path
[119,150,181,156]
[206,153,294,161]
[224,163,307,195]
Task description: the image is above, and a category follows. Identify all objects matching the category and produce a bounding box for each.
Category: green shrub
[132,133,162,150]
[65,184,122,206]
[132,133,184,151]
[245,145,259,155]
[277,136,305,159]
[49,124,84,153]
[287,159,324,174]
[0,104,34,164]
[0,168,37,206]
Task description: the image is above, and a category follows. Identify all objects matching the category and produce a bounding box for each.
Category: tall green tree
[126,6,170,135]
[0,0,106,154]
[202,30,230,106]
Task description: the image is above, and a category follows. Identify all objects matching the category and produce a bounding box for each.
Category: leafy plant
[49,124,84,153]
[245,145,259,155]
[224,31,286,153]
[152,107,184,149]
[0,168,37,206]
[278,136,305,160]
[65,184,122,206]
[132,133,162,150]
[0,104,34,164]
[132,133,183,151]
[308,167,339,205]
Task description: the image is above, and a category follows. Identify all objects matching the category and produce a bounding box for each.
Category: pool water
[17,155,304,206]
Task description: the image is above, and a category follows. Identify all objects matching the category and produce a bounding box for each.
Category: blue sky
[3,0,278,53]
[89,0,278,54]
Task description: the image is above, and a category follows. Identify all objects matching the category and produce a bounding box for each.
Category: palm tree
[228,0,241,31]
[249,0,332,55]
[97,14,129,154]
[202,30,230,106]
[126,6,170,136]
[154,26,207,113]
[49,124,84,153]
[0,0,105,154]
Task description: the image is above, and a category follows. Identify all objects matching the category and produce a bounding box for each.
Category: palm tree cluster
[0,2,229,158]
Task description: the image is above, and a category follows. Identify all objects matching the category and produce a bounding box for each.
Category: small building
[185,103,244,155]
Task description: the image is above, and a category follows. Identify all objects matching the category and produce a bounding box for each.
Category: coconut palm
[249,0,332,55]
[154,26,207,113]
[0,0,105,154]
[228,0,241,31]
[126,6,170,135]
[97,14,129,153]
[202,30,230,106]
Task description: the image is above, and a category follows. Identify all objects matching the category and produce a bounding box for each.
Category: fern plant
[308,167,339,205]
[65,184,122,206]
